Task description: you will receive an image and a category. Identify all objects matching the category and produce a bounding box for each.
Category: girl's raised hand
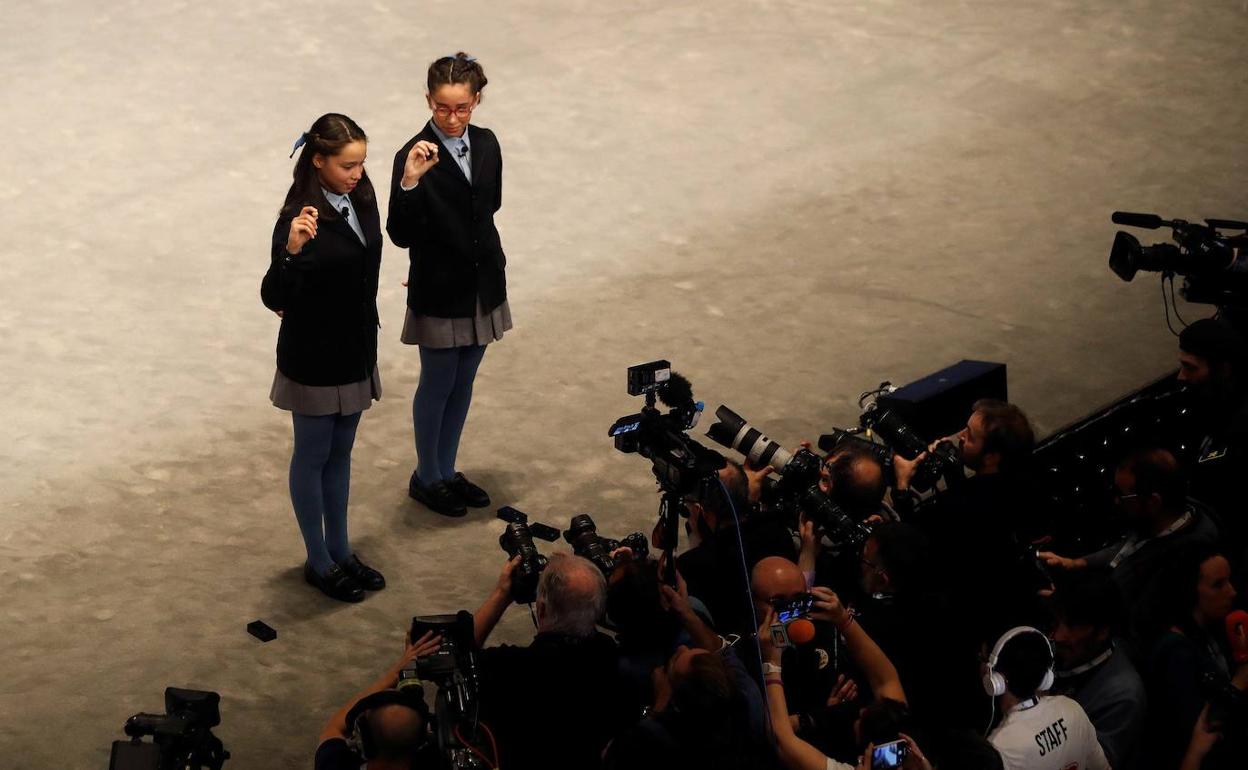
[402,140,440,186]
[286,205,318,254]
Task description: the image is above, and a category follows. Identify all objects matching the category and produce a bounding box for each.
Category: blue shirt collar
[321,186,351,210]
[429,120,470,150]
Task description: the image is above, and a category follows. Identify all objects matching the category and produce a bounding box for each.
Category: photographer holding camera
[603,561,769,770]
[606,551,724,704]
[752,555,856,752]
[819,442,890,523]
[315,631,442,770]
[470,552,638,770]
[760,586,928,770]
[891,399,1044,643]
[677,461,797,638]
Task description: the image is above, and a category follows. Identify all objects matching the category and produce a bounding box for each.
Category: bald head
[752,556,806,615]
[822,445,887,517]
[536,553,607,637]
[365,703,426,760]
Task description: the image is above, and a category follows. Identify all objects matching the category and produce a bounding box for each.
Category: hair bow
[289,132,308,159]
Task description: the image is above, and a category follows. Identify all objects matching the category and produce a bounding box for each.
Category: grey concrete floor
[2,1,1246,767]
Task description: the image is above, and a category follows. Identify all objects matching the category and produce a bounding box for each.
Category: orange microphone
[785,618,817,645]
[769,594,818,647]
[1227,609,1248,664]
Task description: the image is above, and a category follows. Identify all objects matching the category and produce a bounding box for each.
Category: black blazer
[386,122,507,318]
[261,190,382,386]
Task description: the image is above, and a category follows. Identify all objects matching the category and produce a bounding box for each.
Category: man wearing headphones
[315,632,441,770]
[983,627,1109,770]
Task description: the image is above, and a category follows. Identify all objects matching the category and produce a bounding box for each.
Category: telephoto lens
[707,405,822,484]
[798,486,871,552]
[563,514,616,575]
[499,522,548,604]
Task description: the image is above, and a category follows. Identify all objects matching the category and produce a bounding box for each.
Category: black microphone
[457,145,469,159]
[1111,211,1165,229]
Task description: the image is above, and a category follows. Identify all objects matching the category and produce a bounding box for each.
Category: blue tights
[413,345,487,486]
[290,411,361,575]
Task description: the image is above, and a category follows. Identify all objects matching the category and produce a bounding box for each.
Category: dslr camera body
[563,513,650,576]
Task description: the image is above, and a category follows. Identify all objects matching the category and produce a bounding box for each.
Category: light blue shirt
[429,120,472,183]
[321,187,366,245]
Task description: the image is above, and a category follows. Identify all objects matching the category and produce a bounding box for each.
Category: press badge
[1198,445,1229,463]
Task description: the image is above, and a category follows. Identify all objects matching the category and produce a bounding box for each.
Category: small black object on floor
[247,620,277,642]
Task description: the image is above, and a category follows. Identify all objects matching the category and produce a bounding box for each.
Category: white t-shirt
[989,695,1110,770]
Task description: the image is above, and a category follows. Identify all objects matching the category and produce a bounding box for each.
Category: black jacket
[477,632,638,770]
[260,190,382,386]
[386,122,507,318]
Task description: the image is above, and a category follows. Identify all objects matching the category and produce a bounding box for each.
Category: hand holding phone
[871,739,908,770]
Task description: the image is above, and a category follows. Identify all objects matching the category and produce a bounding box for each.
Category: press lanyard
[1110,511,1192,569]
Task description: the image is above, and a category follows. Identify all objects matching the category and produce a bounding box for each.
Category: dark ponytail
[427,52,488,97]
[281,112,374,221]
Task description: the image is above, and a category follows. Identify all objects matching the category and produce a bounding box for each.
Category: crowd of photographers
[316,318,1248,770]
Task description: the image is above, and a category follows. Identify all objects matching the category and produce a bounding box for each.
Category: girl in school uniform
[386,53,512,518]
[262,113,387,602]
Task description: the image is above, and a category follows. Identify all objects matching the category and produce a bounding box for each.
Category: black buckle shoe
[409,473,468,517]
[447,472,491,508]
[339,554,386,591]
[304,562,365,603]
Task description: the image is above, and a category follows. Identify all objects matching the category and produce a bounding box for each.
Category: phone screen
[775,593,815,623]
[872,739,907,770]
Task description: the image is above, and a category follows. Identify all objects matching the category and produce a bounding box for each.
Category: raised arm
[385,140,438,248]
[760,608,851,770]
[810,586,906,704]
[472,556,519,647]
[317,631,441,744]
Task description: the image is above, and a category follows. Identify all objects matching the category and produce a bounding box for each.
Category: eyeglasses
[432,104,474,118]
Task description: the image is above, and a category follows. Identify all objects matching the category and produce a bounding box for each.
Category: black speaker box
[875,360,1007,441]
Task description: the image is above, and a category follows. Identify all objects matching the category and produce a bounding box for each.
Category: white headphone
[982,626,1055,697]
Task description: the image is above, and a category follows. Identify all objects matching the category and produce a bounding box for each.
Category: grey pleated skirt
[401,297,513,348]
[270,366,382,416]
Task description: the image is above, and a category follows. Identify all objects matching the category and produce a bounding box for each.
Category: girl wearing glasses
[262,113,387,603]
[387,52,512,518]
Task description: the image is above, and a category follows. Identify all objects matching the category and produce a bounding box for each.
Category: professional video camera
[609,360,726,497]
[610,360,726,581]
[1109,211,1248,307]
[562,513,650,576]
[706,405,871,551]
[407,612,492,770]
[109,688,229,770]
[496,506,559,604]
